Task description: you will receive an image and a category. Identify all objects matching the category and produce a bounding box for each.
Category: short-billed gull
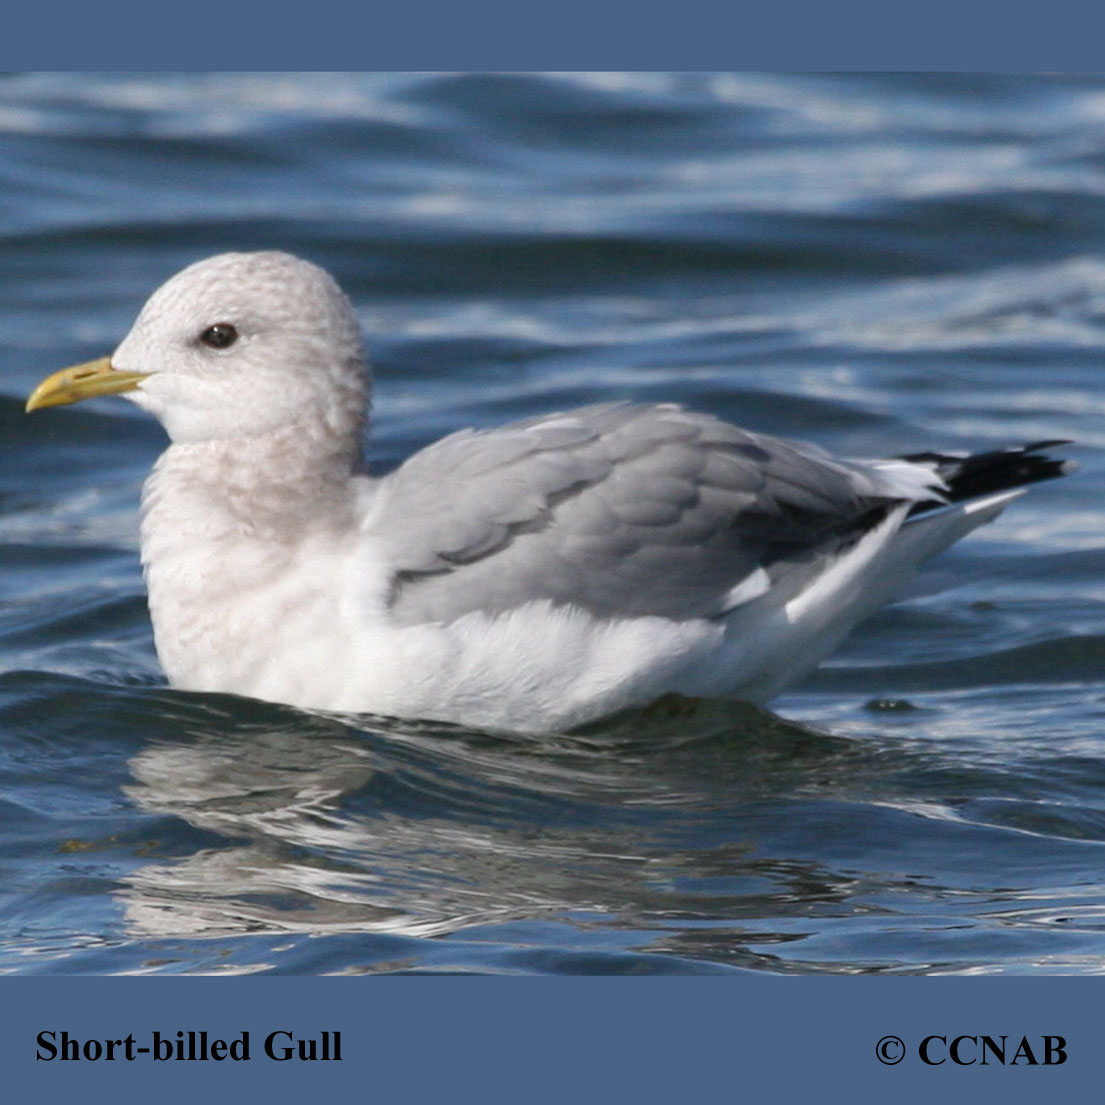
[26,252,1071,732]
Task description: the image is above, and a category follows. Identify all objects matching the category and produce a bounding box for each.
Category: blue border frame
[5,976,1098,1100]
[3,0,1102,70]
[4,1,1104,1099]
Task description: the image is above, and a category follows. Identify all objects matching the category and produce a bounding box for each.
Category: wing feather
[366,403,935,625]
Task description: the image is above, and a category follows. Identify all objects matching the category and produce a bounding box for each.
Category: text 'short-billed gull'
[26,252,1071,733]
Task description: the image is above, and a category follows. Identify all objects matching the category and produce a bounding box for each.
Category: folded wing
[367,403,945,627]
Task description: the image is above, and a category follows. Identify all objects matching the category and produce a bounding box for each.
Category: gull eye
[200,322,239,349]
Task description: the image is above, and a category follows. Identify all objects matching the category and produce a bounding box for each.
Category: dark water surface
[2,72,1104,975]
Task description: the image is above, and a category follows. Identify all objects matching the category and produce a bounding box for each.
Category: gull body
[26,252,1070,733]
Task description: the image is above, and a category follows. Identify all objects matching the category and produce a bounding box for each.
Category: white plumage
[26,252,1071,733]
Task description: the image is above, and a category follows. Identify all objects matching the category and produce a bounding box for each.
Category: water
[2,72,1104,975]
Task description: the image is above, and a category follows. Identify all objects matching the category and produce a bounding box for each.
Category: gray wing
[367,402,937,626]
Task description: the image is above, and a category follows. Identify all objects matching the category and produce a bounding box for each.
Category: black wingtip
[901,440,1074,505]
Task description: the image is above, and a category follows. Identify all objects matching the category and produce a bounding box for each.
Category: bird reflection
[117,692,901,961]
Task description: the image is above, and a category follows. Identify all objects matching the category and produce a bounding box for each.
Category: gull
[26,252,1071,733]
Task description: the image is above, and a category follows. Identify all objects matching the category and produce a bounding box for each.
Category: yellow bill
[25,356,149,413]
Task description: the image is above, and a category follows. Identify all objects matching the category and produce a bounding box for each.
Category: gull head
[27,251,370,447]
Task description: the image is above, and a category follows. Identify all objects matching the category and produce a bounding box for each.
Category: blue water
[2,72,1104,975]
